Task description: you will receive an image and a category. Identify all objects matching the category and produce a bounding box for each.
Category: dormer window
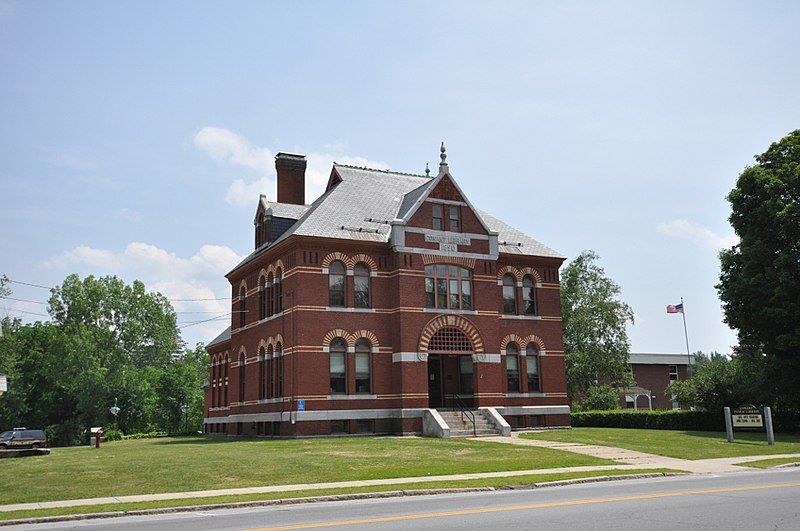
[255,213,264,248]
[432,204,443,230]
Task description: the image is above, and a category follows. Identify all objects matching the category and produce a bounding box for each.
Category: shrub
[102,428,123,441]
[122,430,168,440]
[571,409,724,431]
[575,385,621,412]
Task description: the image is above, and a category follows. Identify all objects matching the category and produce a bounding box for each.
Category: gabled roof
[256,196,309,221]
[397,169,494,235]
[206,326,231,350]
[229,163,563,274]
[629,353,695,365]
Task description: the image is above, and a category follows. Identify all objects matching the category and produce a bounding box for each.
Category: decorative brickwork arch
[323,329,353,348]
[500,334,526,351]
[351,254,377,272]
[258,269,268,283]
[520,267,542,284]
[322,252,354,269]
[419,315,484,353]
[497,266,521,281]
[238,279,248,291]
[522,334,546,350]
[421,254,475,269]
[351,329,379,348]
[257,338,269,353]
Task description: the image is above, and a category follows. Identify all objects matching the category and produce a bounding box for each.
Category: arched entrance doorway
[427,327,474,408]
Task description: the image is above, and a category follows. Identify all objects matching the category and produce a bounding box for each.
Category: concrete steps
[437,410,501,438]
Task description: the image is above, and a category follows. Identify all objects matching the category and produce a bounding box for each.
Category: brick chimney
[275,152,306,205]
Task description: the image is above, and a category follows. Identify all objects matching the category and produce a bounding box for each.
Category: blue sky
[1,1,798,351]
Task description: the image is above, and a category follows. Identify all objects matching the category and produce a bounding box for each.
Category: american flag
[666,303,684,314]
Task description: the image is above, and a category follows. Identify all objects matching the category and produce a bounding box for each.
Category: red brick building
[203,146,570,437]
[620,353,695,410]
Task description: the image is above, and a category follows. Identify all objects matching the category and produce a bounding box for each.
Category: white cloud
[657,219,739,250]
[41,242,244,344]
[194,126,389,207]
[194,127,273,173]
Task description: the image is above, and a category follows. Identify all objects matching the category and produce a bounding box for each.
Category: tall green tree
[717,130,800,418]
[561,251,634,404]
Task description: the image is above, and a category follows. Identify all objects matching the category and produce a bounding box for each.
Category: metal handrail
[454,394,476,436]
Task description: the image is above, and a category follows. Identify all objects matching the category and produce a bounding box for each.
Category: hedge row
[571,409,724,431]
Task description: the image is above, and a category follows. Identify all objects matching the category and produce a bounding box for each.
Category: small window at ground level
[331,420,347,434]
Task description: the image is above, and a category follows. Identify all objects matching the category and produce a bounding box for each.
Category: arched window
[328,261,346,307]
[256,212,264,248]
[424,265,472,310]
[526,343,540,391]
[223,357,228,405]
[275,268,283,313]
[238,352,246,402]
[239,287,247,328]
[353,263,370,308]
[211,356,217,407]
[259,276,266,320]
[429,327,473,352]
[522,275,536,315]
[258,346,266,400]
[275,342,284,397]
[355,339,372,393]
[329,338,347,394]
[266,345,274,398]
[502,274,517,315]
[266,272,274,318]
[506,342,520,392]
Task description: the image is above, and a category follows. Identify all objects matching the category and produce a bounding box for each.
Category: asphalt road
[10,468,800,530]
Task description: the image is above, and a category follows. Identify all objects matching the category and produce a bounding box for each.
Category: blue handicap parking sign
[297,399,305,412]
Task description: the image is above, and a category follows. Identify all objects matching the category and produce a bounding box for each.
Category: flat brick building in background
[203,145,570,437]
[620,353,696,410]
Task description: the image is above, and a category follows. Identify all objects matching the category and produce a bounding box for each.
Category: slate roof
[229,164,563,274]
[261,198,309,219]
[206,326,231,349]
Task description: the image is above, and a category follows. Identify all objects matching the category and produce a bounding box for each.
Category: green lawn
[0,468,680,522]
[738,457,800,469]
[522,428,800,460]
[0,436,611,505]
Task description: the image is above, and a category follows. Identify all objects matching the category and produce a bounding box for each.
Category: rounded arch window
[275,341,283,397]
[329,338,347,394]
[258,346,266,400]
[238,352,246,402]
[429,327,473,352]
[522,275,536,315]
[266,272,274,317]
[526,343,540,391]
[239,286,247,328]
[502,274,517,314]
[353,262,371,308]
[328,261,346,307]
[275,268,283,313]
[258,276,266,320]
[506,342,520,392]
[355,338,372,393]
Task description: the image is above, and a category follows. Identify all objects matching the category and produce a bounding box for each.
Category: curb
[774,462,800,469]
[0,473,680,527]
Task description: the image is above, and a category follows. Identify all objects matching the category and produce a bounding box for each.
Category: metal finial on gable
[439,142,448,172]
[425,163,430,177]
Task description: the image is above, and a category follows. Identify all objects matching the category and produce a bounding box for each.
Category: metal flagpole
[681,296,691,369]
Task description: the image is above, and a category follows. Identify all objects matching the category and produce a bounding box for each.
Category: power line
[5,278,232,302]
[0,296,47,305]
[8,279,52,290]
[4,308,49,318]
[178,314,230,329]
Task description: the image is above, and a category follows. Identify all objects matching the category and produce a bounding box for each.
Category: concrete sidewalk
[2,436,799,514]
[483,432,800,474]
